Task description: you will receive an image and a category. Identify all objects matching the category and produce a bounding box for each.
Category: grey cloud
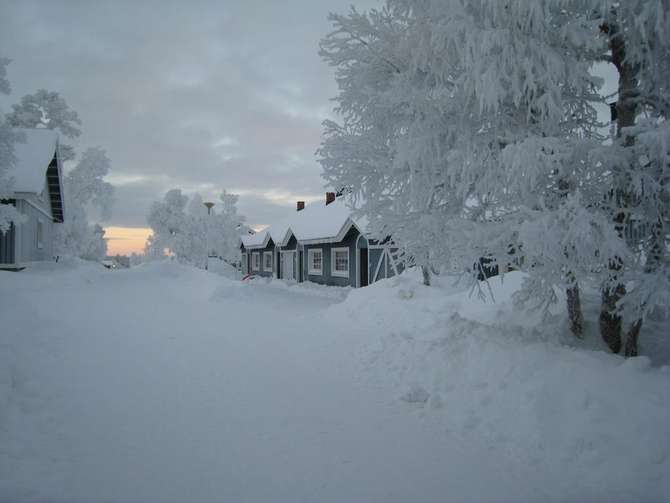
[0,0,381,230]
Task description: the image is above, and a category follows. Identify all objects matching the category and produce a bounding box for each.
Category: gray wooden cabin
[240,232,276,279]
[240,192,402,288]
[0,129,65,269]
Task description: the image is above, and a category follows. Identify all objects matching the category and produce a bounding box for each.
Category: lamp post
[203,202,215,270]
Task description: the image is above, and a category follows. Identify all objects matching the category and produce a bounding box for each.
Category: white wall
[14,192,56,263]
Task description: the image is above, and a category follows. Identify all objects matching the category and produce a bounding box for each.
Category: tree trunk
[599,283,625,353]
[599,15,638,353]
[624,220,663,357]
[624,318,642,357]
[566,283,584,338]
[421,265,431,286]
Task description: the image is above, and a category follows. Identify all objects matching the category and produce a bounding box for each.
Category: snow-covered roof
[240,231,272,249]
[281,197,364,245]
[241,197,367,249]
[8,128,59,193]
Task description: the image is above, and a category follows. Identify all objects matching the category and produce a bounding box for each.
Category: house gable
[6,128,65,223]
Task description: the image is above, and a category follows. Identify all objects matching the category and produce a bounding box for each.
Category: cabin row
[0,128,65,270]
[240,192,402,288]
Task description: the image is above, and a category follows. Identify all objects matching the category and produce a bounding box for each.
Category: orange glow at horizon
[104,226,153,256]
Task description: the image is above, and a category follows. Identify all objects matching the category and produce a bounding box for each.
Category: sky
[0,0,380,254]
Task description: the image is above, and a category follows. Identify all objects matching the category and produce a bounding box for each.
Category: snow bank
[326,271,670,500]
[205,258,241,280]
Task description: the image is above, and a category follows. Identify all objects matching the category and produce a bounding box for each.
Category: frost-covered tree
[146,189,189,261]
[591,2,670,356]
[0,120,20,233]
[319,1,615,334]
[319,0,669,354]
[214,190,245,265]
[5,89,82,162]
[63,147,114,218]
[146,188,246,268]
[182,192,209,268]
[55,147,114,260]
[0,57,24,232]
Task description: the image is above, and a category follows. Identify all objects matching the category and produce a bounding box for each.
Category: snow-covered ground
[1,261,669,502]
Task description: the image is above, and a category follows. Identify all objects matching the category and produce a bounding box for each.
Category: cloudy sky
[0,0,379,253]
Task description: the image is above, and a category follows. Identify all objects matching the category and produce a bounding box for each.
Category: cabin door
[359,248,368,287]
[282,251,295,280]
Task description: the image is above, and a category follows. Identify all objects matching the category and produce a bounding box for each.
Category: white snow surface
[1,261,669,502]
[7,128,58,193]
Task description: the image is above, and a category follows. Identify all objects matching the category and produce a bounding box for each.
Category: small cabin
[240,233,275,278]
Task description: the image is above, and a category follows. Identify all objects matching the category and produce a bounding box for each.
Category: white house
[0,128,65,269]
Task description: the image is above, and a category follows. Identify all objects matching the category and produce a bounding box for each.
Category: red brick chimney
[325,191,336,205]
[296,201,305,211]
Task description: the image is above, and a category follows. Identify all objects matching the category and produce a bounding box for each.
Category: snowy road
[1,262,668,502]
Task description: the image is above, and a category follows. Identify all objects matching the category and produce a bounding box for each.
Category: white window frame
[307,248,323,275]
[36,218,44,249]
[263,251,273,272]
[331,247,349,278]
[252,252,260,271]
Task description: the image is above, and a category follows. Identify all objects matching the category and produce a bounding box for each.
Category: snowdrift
[326,271,670,500]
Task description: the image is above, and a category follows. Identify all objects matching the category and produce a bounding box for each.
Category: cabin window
[263,251,273,271]
[308,248,323,275]
[331,247,349,278]
[252,252,260,271]
[36,219,44,249]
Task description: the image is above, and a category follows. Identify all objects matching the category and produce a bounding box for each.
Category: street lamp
[203,202,215,270]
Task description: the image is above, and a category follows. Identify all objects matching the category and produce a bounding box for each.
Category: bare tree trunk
[624,318,642,357]
[566,283,584,338]
[421,265,431,286]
